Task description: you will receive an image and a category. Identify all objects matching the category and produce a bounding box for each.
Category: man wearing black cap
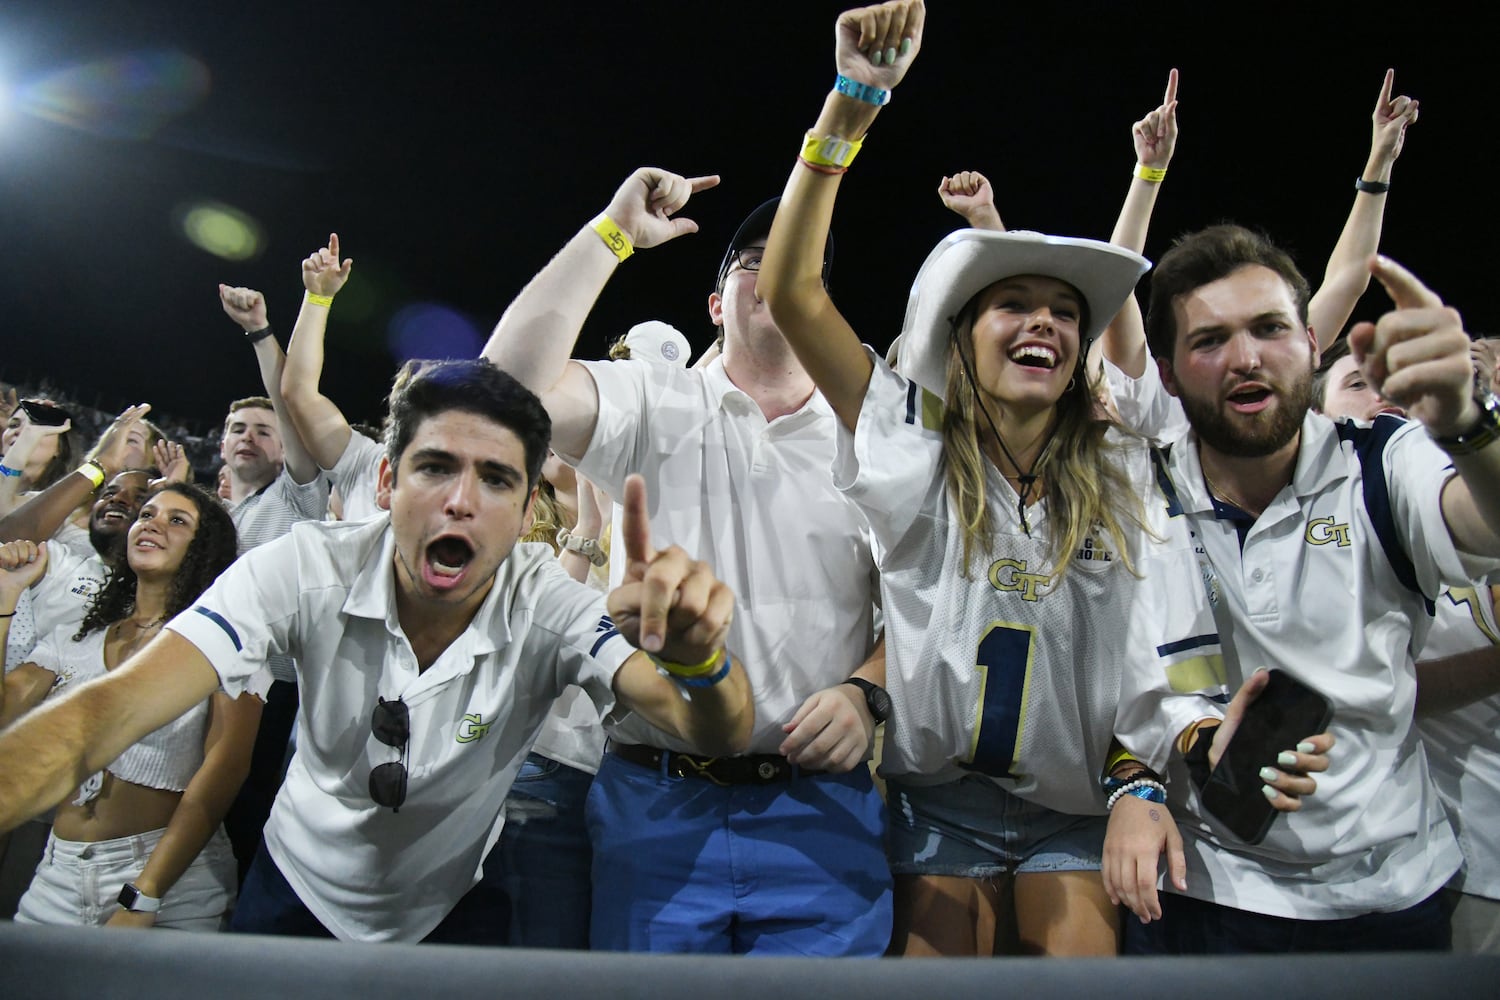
[484,168,890,955]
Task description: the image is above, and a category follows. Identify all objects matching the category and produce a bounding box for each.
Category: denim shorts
[886,773,1105,877]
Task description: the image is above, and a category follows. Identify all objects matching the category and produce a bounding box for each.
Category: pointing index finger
[620,474,655,567]
[1377,68,1394,111]
[688,175,721,194]
[1370,254,1443,310]
[1163,67,1178,106]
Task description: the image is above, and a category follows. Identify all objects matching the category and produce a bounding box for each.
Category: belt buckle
[757,761,778,781]
[677,754,731,787]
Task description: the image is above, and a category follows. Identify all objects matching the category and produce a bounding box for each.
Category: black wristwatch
[1431,389,1500,456]
[842,677,892,724]
[118,882,162,913]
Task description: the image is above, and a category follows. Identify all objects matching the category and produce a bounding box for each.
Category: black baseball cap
[715,198,834,290]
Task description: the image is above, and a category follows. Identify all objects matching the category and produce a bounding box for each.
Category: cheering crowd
[2,0,1499,960]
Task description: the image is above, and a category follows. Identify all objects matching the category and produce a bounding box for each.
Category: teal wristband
[0,463,22,478]
[834,74,889,107]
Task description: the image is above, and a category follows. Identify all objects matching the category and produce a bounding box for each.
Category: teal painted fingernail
[871,49,884,66]
[1278,751,1298,767]
[900,37,912,55]
[885,46,898,64]
[1261,785,1278,801]
[1259,767,1278,783]
[1297,742,1316,754]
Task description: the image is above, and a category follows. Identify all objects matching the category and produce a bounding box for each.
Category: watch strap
[1431,390,1500,456]
[118,882,162,913]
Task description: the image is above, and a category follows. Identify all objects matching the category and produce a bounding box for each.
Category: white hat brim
[893,229,1150,399]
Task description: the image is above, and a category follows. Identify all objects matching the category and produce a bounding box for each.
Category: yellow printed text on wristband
[305,292,334,308]
[1134,163,1167,183]
[801,131,864,169]
[590,214,634,262]
[76,460,106,490]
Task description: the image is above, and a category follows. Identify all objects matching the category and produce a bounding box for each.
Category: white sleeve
[269,468,332,522]
[1385,420,1500,591]
[27,538,105,635]
[832,348,946,554]
[519,556,635,718]
[565,359,654,500]
[1103,357,1190,447]
[325,433,385,522]
[164,535,303,699]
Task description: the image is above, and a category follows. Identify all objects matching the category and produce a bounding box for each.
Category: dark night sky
[0,1,1486,429]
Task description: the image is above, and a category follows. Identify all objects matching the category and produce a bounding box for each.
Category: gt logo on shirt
[988,558,1049,602]
[456,714,491,744]
[1304,517,1352,548]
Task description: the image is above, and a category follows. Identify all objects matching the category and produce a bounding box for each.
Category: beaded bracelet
[1106,778,1168,811]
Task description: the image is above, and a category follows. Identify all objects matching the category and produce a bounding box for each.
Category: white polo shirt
[564,355,879,754]
[1417,587,1500,900]
[325,432,385,523]
[1120,412,1500,918]
[166,515,634,942]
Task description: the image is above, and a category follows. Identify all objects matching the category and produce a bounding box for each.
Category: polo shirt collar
[341,521,509,656]
[702,355,836,426]
[1168,410,1351,521]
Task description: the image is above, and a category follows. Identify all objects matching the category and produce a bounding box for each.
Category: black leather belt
[609,742,822,785]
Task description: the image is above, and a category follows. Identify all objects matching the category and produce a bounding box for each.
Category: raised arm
[1307,70,1418,349]
[607,475,753,755]
[938,171,1004,231]
[218,285,320,485]
[759,0,926,432]
[280,233,357,472]
[0,630,222,834]
[1095,69,1179,379]
[0,404,149,545]
[482,170,719,459]
[0,417,72,518]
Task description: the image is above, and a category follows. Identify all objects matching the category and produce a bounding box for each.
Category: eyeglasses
[727,247,764,273]
[369,696,409,811]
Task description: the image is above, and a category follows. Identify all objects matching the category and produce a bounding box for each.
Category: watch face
[868,685,893,723]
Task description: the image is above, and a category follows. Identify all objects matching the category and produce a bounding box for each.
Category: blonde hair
[940,313,1146,582]
[523,482,565,550]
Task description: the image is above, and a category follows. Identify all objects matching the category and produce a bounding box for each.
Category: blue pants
[586,751,892,955]
[1124,889,1451,953]
[481,752,595,948]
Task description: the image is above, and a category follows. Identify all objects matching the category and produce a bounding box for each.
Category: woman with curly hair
[0,481,260,930]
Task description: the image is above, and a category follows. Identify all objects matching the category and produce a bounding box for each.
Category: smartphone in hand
[19,399,71,427]
[1201,669,1333,844]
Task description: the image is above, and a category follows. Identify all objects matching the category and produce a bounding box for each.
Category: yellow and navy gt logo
[988,558,1049,602]
[1304,517,1351,548]
[456,714,491,744]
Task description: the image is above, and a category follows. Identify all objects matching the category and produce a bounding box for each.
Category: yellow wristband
[590,213,634,262]
[305,292,334,308]
[76,460,106,490]
[649,647,726,679]
[1105,747,1142,774]
[1134,163,1167,183]
[801,131,864,169]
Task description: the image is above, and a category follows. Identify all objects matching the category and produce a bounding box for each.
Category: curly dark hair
[76,482,239,639]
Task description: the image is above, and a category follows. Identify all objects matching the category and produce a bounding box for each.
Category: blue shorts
[886,774,1105,877]
[586,750,892,956]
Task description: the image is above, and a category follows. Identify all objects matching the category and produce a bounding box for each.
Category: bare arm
[937,171,1004,231]
[0,630,222,834]
[779,632,887,772]
[1097,69,1178,379]
[0,420,72,518]
[605,475,752,755]
[107,689,261,926]
[0,405,149,544]
[482,170,720,460]
[281,233,357,472]
[1307,70,1419,349]
[218,285,319,485]
[760,1,927,433]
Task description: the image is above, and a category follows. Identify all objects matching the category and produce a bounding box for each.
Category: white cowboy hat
[889,229,1150,399]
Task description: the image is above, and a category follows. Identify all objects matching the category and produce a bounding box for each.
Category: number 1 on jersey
[963,621,1036,779]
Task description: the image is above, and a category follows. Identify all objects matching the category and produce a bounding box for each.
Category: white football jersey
[836,354,1217,816]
